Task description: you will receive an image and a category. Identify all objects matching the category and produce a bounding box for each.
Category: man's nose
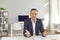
[33,15,36,17]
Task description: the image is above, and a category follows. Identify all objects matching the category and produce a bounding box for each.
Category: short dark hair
[30,8,38,12]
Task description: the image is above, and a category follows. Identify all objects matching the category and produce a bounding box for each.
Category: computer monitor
[18,15,29,22]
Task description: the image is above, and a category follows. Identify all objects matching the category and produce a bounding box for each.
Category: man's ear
[30,13,31,16]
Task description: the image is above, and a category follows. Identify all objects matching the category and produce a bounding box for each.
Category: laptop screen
[18,15,29,21]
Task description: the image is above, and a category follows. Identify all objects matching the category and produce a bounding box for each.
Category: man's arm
[23,20,31,37]
[39,20,48,37]
[39,20,45,36]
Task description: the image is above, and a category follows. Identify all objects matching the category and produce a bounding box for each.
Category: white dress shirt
[31,19,36,35]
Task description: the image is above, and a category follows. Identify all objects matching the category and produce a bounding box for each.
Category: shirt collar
[31,18,37,23]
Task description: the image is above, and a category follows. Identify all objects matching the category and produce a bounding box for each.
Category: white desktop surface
[1,35,60,40]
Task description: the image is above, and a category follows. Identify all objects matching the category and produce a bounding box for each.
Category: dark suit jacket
[23,18,44,37]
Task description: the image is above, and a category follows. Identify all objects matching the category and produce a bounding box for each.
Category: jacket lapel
[29,19,33,34]
[35,19,38,34]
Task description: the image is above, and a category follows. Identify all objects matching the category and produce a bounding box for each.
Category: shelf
[0,12,1,17]
[0,24,1,27]
[0,18,2,23]
[0,17,8,18]
[0,10,8,36]
[1,29,8,30]
[0,23,5,24]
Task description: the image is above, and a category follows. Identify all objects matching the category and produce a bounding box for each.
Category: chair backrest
[12,22,23,30]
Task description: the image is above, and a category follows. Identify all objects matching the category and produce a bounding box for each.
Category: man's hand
[25,30,31,37]
[43,30,48,37]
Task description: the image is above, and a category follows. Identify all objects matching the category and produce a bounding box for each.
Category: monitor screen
[18,15,29,21]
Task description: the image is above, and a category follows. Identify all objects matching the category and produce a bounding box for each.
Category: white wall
[50,0,59,34]
[59,0,60,24]
[0,1,1,5]
[0,0,49,24]
[50,0,59,24]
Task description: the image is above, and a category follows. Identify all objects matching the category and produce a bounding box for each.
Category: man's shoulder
[24,18,31,22]
[37,18,42,21]
[24,18,42,22]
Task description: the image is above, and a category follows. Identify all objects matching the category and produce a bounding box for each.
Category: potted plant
[0,8,5,12]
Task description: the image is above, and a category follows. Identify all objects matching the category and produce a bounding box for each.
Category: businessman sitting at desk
[23,8,48,37]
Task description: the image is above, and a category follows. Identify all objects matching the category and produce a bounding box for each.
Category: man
[23,8,48,37]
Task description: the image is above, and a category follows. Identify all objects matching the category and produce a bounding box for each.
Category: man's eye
[34,13,36,15]
[32,13,34,15]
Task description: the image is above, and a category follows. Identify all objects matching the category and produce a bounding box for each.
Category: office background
[0,0,60,40]
[0,0,60,37]
[0,0,49,24]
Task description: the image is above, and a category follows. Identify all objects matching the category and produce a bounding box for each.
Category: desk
[1,35,60,40]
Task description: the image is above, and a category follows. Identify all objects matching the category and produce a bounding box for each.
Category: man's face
[30,10,38,20]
